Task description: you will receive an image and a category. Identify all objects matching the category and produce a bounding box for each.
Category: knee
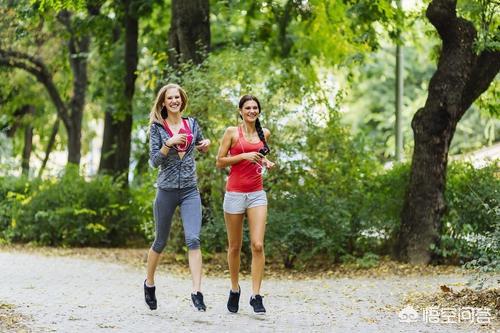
[227,244,241,256]
[185,235,200,250]
[251,242,264,254]
[152,239,167,253]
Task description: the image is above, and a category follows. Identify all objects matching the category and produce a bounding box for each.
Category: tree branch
[462,50,500,110]
[0,49,70,128]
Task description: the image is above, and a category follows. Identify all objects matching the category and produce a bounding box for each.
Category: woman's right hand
[241,152,264,163]
[165,133,187,147]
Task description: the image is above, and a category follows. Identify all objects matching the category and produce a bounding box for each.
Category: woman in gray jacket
[144,83,210,312]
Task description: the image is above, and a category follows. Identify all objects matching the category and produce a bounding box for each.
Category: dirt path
[0,251,497,332]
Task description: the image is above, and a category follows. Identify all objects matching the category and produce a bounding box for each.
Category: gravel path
[0,251,497,332]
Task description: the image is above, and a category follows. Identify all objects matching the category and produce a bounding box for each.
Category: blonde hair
[149,83,189,126]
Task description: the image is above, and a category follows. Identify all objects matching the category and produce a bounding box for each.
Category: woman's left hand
[262,158,275,169]
[196,139,211,153]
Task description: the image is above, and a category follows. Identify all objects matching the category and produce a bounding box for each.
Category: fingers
[262,159,275,169]
[195,141,208,149]
[196,144,209,152]
[197,140,208,148]
[195,140,210,153]
[251,153,264,162]
[174,134,187,144]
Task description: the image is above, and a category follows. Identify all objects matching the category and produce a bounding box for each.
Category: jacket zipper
[178,158,183,189]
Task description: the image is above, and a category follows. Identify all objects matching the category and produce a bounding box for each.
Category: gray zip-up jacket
[149,117,204,189]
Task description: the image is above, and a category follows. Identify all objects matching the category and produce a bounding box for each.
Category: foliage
[0,0,498,271]
[457,0,500,53]
[265,103,384,266]
[355,162,410,254]
[434,162,500,268]
[1,166,142,246]
[1,157,498,268]
[343,17,499,160]
[340,252,381,269]
[0,175,40,241]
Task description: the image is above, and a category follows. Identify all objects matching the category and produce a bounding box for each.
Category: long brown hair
[149,83,189,126]
[239,95,270,153]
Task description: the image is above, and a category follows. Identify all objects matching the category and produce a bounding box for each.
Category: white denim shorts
[223,190,268,214]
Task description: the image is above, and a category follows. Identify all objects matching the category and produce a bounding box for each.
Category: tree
[19,105,35,176]
[168,0,210,67]
[396,0,500,264]
[2,105,35,176]
[0,7,92,166]
[98,0,140,183]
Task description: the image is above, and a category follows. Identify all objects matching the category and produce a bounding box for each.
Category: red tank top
[226,126,264,192]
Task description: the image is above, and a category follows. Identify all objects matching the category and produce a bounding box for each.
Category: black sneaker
[144,280,157,310]
[250,295,266,314]
[191,291,207,311]
[227,286,241,313]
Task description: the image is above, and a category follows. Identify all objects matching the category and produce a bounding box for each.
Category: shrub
[436,162,499,265]
[4,167,142,246]
[0,176,39,241]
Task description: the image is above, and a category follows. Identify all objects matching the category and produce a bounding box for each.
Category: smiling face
[164,88,183,113]
[240,100,260,123]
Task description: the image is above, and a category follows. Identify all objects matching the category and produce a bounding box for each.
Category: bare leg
[188,249,202,292]
[247,205,267,295]
[146,248,162,286]
[224,212,244,291]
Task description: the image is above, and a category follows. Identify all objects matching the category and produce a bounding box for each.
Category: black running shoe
[144,280,157,310]
[191,292,207,311]
[250,295,266,314]
[227,286,241,313]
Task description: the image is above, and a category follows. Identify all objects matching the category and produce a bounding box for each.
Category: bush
[0,176,39,241]
[355,162,410,255]
[1,156,496,271]
[354,160,498,267]
[129,170,157,244]
[3,167,142,246]
[436,162,500,265]
[265,116,383,267]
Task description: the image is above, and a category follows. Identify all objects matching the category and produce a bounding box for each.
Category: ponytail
[255,118,270,153]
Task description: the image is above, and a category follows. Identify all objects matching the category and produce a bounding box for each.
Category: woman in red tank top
[216,95,275,314]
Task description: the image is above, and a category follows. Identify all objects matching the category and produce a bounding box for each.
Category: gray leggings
[151,186,202,253]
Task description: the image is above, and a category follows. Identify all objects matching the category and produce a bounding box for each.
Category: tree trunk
[60,9,89,166]
[38,118,59,178]
[1,104,35,176]
[66,121,82,165]
[272,0,294,58]
[98,0,138,184]
[168,0,210,67]
[98,110,115,172]
[21,105,35,176]
[395,0,500,264]
[115,0,137,182]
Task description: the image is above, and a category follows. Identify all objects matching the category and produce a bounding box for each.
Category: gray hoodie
[149,117,204,189]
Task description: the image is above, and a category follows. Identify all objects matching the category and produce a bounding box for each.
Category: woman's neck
[242,121,256,134]
[166,112,182,125]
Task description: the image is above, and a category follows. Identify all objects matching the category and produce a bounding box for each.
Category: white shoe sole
[192,303,206,312]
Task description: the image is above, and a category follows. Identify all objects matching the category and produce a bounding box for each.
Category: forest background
[0,0,498,273]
